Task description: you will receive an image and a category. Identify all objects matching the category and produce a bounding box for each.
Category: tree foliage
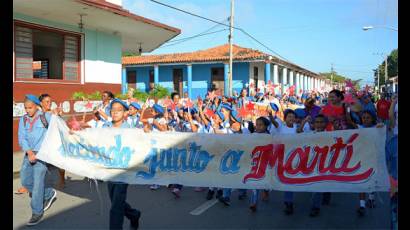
[374,49,398,86]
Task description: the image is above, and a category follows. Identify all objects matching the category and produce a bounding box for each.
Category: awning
[13,0,181,53]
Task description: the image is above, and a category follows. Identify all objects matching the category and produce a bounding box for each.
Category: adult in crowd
[97,91,114,122]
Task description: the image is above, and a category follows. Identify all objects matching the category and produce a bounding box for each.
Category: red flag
[237,106,249,118]
[163,99,172,108]
[185,99,194,108]
[345,79,354,88]
[289,85,296,96]
[204,108,216,118]
[343,93,356,104]
[246,101,255,111]
[69,116,81,131]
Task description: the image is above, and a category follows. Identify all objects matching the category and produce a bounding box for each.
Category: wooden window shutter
[63,35,79,81]
[15,26,33,79]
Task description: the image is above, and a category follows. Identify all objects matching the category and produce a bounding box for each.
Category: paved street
[13,169,391,230]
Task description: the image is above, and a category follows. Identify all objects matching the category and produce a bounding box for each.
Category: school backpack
[23,113,49,129]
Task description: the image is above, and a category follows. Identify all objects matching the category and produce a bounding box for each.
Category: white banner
[37,116,390,192]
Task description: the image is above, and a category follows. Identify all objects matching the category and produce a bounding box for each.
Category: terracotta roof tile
[122,44,270,65]
[123,44,319,77]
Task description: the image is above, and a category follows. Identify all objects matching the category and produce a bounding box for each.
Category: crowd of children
[17,87,398,229]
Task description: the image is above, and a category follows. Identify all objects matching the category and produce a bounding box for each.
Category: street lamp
[362,25,398,32]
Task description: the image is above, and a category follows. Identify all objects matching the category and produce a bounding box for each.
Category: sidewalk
[13,151,24,176]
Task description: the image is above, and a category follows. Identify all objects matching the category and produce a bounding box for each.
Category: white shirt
[126,114,142,128]
[198,124,214,134]
[276,120,297,134]
[87,119,104,128]
[148,117,167,132]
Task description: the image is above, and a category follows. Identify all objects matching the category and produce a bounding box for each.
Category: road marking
[190,199,218,216]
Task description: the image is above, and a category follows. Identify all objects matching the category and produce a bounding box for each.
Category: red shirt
[377,99,391,120]
[321,104,347,131]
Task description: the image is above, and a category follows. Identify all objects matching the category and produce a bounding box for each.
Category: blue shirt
[102,121,131,128]
[361,102,377,117]
[126,114,141,128]
[18,110,51,152]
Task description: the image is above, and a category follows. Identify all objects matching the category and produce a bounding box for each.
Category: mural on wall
[62,101,70,113]
[14,100,71,117]
[13,103,25,117]
[73,101,103,113]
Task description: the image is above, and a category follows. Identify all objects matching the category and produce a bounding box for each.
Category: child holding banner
[347,109,384,216]
[270,109,300,215]
[103,98,141,230]
[298,114,328,217]
[18,94,57,226]
[140,102,167,190]
[248,116,271,212]
[127,102,142,128]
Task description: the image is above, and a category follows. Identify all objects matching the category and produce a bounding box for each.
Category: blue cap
[216,110,225,120]
[129,102,141,110]
[231,110,242,122]
[294,108,307,119]
[110,98,129,111]
[190,107,198,115]
[220,103,233,111]
[25,94,41,106]
[269,103,279,112]
[153,104,164,114]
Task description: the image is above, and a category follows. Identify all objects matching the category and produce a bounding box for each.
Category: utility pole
[228,0,234,96]
[330,63,334,89]
[384,55,389,93]
[377,68,380,94]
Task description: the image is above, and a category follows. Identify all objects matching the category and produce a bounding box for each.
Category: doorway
[173,68,183,97]
[127,71,136,91]
[211,67,224,95]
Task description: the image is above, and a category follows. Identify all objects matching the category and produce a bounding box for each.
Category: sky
[123,0,398,86]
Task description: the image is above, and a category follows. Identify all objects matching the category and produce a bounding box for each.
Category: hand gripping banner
[37,116,390,192]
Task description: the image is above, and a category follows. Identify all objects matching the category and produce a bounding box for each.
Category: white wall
[249,62,265,91]
[85,60,122,84]
[106,0,122,6]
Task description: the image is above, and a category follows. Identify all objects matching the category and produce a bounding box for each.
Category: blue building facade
[123,62,252,99]
[122,44,328,99]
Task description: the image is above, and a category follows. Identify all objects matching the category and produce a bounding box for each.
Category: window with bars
[14,22,81,82]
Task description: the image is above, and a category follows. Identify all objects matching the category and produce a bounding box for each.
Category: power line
[164,17,229,45]
[335,69,374,74]
[158,29,229,48]
[150,0,290,62]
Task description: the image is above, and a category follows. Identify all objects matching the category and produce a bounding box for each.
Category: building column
[224,63,229,96]
[289,70,294,87]
[273,64,279,84]
[312,78,315,90]
[187,64,192,99]
[295,73,300,95]
[282,67,288,85]
[154,65,159,87]
[303,75,308,91]
[121,67,127,94]
[265,62,271,86]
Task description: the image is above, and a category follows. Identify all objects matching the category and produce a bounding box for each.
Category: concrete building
[13,0,181,151]
[122,44,330,98]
